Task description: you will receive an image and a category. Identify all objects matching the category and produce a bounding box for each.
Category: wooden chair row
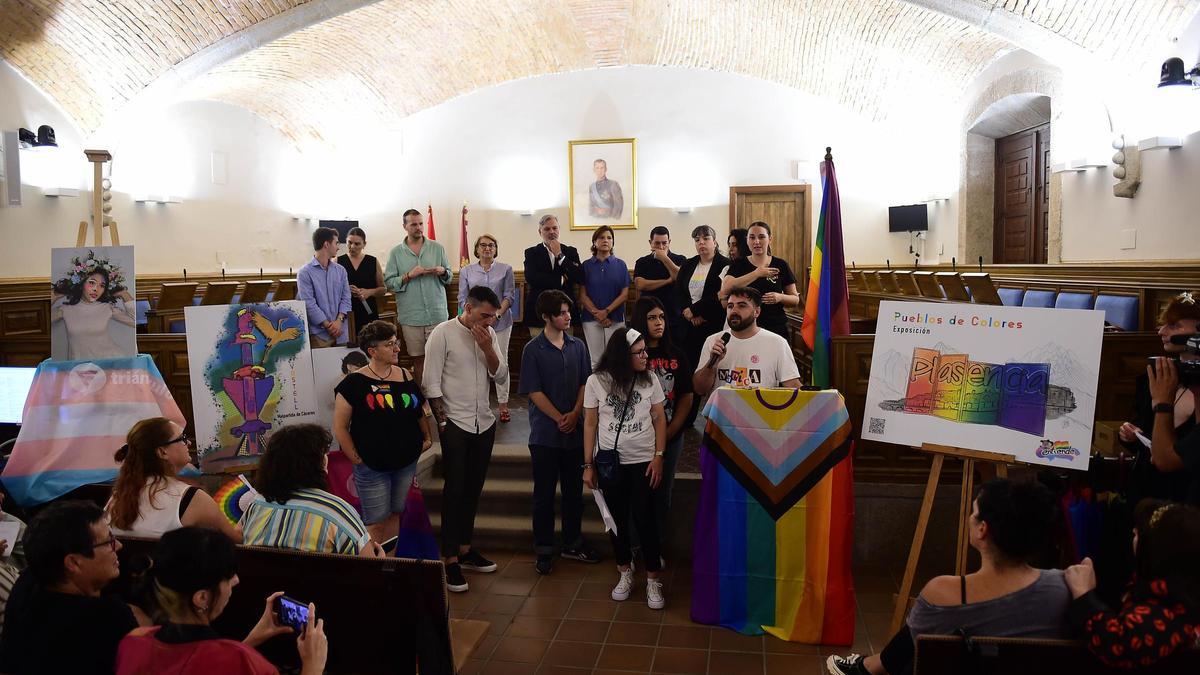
[143,279,297,332]
[851,270,1001,304]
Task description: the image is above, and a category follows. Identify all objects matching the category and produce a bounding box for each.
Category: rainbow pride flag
[1,356,185,506]
[801,150,851,388]
[691,388,855,644]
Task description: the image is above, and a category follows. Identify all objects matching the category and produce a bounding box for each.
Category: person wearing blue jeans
[520,290,601,574]
[334,320,433,544]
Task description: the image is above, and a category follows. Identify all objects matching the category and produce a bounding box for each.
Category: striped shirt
[241,488,369,555]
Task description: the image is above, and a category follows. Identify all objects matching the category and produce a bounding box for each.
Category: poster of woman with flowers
[50,246,137,360]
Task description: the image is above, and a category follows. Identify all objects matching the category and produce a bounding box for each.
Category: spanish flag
[801,148,851,388]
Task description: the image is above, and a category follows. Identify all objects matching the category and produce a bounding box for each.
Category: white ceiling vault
[2,0,1197,144]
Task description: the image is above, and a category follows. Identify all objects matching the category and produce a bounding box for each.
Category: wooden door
[993,125,1049,263]
[729,185,811,295]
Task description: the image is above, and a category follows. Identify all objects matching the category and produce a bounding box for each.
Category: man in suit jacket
[523,215,584,336]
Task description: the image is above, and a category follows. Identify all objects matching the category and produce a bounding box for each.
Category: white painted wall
[0,63,957,277]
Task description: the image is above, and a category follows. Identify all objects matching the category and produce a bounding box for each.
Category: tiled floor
[452,550,900,675]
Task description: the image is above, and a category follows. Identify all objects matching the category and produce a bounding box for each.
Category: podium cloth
[1,356,185,506]
[690,387,855,644]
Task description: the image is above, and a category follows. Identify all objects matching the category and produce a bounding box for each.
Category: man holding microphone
[693,286,801,395]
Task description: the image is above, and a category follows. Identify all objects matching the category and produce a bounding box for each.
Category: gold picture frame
[568,138,637,230]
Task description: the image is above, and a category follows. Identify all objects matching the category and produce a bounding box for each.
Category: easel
[76,149,119,247]
[888,443,1016,634]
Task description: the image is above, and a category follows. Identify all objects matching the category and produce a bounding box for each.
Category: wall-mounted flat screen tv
[888,204,928,232]
[320,220,359,242]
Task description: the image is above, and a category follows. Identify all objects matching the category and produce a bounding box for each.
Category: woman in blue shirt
[457,234,517,422]
[580,226,630,367]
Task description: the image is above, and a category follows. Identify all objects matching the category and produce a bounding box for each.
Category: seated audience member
[107,417,241,542]
[0,501,141,674]
[116,527,327,675]
[1120,292,1200,505]
[242,424,384,557]
[0,494,27,635]
[1066,500,1200,670]
[828,479,1069,675]
[1146,355,1200,505]
[693,287,801,395]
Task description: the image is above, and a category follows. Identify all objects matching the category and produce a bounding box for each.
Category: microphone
[1168,334,1200,351]
[706,332,731,368]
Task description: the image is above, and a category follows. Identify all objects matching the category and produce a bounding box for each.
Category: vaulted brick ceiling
[1,0,1196,144]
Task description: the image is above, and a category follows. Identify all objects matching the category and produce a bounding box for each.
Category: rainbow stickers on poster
[185,301,317,471]
[862,301,1103,470]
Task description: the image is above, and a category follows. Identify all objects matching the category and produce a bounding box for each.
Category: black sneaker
[445,563,469,593]
[825,654,870,675]
[535,554,554,575]
[560,544,601,564]
[459,549,498,573]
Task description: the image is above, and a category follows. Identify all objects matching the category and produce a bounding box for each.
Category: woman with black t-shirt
[333,320,432,544]
[719,221,799,339]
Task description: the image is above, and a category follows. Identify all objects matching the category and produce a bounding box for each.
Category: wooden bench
[239,279,275,304]
[273,279,298,301]
[144,282,198,333]
[915,634,1200,674]
[199,281,239,306]
[115,536,472,674]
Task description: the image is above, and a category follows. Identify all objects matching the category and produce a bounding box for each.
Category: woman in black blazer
[676,225,731,371]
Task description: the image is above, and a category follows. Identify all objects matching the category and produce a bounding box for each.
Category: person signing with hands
[719,221,799,340]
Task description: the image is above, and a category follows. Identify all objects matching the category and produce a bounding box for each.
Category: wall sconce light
[1069,158,1108,169]
[291,214,314,222]
[17,125,56,150]
[1158,57,1198,89]
[1051,162,1085,174]
[134,194,181,204]
[42,187,79,197]
[516,210,533,217]
[673,206,692,214]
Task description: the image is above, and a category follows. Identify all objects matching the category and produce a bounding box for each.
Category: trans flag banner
[691,387,855,644]
[1,356,185,506]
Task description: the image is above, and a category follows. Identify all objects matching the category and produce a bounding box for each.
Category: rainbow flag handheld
[1,356,185,506]
[395,477,438,561]
[213,474,260,525]
[691,388,855,644]
[801,148,851,388]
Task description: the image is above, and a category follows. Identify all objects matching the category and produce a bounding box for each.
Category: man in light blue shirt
[384,208,452,380]
[297,227,352,347]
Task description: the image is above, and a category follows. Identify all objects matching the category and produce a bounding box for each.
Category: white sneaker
[611,568,635,601]
[646,578,665,610]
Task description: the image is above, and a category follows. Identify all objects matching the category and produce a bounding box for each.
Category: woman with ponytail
[116,527,328,674]
[106,418,242,542]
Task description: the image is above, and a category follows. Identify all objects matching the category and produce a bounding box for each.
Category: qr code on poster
[868,417,886,435]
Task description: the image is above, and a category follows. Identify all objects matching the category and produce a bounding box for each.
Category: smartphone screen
[274,595,309,634]
[381,535,399,555]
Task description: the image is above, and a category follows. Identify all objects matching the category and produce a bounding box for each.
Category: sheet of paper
[593,489,617,535]
[0,521,21,557]
[1135,430,1152,449]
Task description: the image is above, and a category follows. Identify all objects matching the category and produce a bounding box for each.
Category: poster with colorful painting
[185,301,317,471]
[862,301,1103,470]
[311,346,368,450]
[50,246,137,361]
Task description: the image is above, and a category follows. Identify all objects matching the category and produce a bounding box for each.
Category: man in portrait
[588,159,623,219]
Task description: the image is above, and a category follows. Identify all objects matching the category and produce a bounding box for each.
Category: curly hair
[108,417,179,530]
[1132,500,1200,606]
[254,424,331,504]
[54,267,119,305]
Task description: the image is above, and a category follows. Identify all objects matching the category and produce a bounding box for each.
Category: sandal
[499,408,511,423]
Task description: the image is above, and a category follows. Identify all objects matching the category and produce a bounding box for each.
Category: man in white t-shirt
[693,286,801,395]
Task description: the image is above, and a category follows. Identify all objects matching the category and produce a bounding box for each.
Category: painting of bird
[251,312,302,363]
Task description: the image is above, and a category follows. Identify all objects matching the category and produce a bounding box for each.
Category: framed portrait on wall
[568,138,637,230]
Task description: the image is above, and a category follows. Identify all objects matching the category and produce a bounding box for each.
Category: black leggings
[605,461,662,573]
[879,624,914,675]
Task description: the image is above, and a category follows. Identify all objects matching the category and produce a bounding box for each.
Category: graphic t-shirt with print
[584,373,665,464]
[645,343,693,442]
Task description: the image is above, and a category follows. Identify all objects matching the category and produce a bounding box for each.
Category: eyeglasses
[477,242,496,248]
[631,348,648,356]
[92,534,119,551]
[166,433,193,449]
[373,339,400,349]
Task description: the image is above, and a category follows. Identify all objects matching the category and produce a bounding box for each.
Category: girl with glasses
[107,418,242,542]
[582,328,668,609]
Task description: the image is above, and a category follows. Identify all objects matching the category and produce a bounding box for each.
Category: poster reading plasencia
[862,301,1104,470]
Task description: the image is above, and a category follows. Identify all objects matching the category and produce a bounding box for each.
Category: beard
[727,313,748,331]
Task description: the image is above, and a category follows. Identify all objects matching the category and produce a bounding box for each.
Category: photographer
[1124,292,1200,504]
[1146,357,1200,506]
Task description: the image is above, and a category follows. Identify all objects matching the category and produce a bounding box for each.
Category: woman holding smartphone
[116,527,328,675]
